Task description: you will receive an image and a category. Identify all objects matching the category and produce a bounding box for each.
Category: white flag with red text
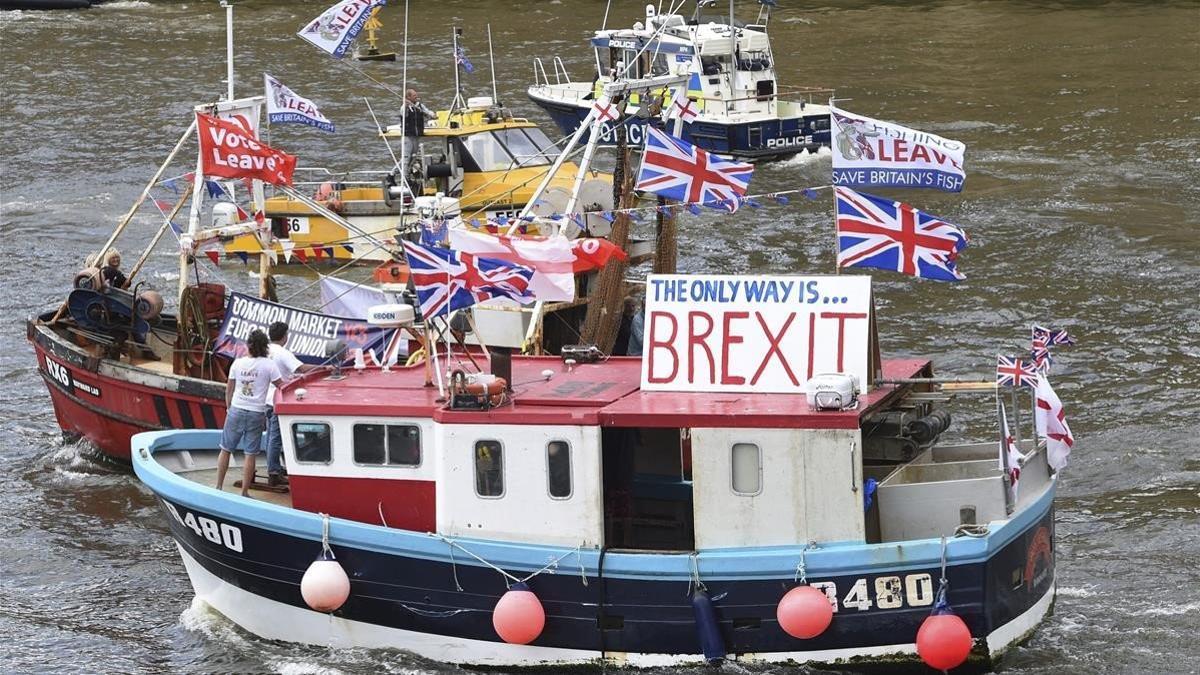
[1035,373,1074,470]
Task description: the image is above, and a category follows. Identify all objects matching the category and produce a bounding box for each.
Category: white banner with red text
[831,105,966,193]
[640,274,872,394]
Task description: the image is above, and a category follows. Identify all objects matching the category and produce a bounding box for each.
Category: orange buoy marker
[300,549,351,613]
[916,609,973,671]
[492,582,545,645]
[777,585,833,639]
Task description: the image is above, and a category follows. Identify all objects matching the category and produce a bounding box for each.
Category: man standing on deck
[401,89,435,171]
[265,321,319,487]
[216,330,283,497]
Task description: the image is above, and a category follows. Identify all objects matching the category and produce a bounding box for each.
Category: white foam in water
[1132,601,1200,617]
[777,145,832,168]
[180,597,253,648]
[272,662,345,675]
[98,1,153,8]
[1057,586,1098,598]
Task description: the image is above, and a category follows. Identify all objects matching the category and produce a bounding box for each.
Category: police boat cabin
[133,274,1058,669]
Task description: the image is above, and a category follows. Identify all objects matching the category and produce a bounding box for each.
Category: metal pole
[128,188,190,283]
[487,24,498,104]
[728,0,737,104]
[223,0,234,101]
[510,106,597,230]
[451,28,460,114]
[1011,387,1023,451]
[998,397,1015,515]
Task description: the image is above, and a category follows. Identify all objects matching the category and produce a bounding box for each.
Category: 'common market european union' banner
[214,293,398,365]
[265,74,335,133]
[297,0,386,59]
[831,105,966,193]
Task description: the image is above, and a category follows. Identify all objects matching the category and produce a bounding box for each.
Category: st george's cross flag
[999,400,1026,498]
[401,241,534,318]
[635,126,754,212]
[1035,373,1074,470]
[835,186,968,281]
[667,88,699,123]
[997,355,1038,388]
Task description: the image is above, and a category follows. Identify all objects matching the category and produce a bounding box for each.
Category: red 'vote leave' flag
[196,113,297,186]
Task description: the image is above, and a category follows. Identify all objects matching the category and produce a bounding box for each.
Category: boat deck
[155,449,294,509]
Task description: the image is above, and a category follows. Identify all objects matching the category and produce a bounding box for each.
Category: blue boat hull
[135,431,1056,667]
[531,96,830,161]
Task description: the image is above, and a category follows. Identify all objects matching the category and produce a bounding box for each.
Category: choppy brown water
[2,1,1199,673]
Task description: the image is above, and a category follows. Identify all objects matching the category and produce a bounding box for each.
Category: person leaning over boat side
[216,330,283,497]
[101,249,127,289]
[400,88,435,170]
[264,321,318,487]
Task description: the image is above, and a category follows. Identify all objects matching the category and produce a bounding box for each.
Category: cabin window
[494,129,552,168]
[460,132,515,172]
[474,440,504,497]
[292,422,331,464]
[731,442,762,495]
[547,441,572,499]
[353,423,422,467]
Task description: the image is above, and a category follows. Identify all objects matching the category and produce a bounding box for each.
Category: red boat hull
[28,318,226,462]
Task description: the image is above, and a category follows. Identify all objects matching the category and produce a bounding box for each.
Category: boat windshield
[459,128,556,172]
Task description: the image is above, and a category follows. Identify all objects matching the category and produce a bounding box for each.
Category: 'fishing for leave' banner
[213,293,400,365]
[831,105,966,193]
[297,0,387,59]
[197,113,297,186]
[265,74,335,133]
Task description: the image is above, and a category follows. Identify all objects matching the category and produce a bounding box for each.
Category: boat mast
[487,24,499,104]
[223,0,234,102]
[729,0,737,104]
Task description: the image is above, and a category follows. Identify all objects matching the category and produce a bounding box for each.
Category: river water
[2,1,1198,673]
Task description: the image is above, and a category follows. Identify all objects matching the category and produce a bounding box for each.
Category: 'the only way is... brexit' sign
[640,274,872,394]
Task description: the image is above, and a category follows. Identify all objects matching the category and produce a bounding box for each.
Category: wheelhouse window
[731,442,762,495]
[547,441,572,499]
[494,128,553,167]
[474,440,504,497]
[292,422,331,463]
[353,423,421,467]
[460,132,514,172]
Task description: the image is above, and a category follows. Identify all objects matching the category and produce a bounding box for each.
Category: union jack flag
[635,126,753,212]
[835,187,968,281]
[996,355,1038,388]
[1031,324,1076,373]
[402,241,533,319]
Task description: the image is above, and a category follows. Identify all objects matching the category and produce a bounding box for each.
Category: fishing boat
[528,2,833,160]
[131,271,1059,668]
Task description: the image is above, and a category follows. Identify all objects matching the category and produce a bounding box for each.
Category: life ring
[450,370,507,406]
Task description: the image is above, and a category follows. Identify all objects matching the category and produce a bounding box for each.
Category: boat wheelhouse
[528,3,833,160]
[224,98,611,263]
[134,337,1057,667]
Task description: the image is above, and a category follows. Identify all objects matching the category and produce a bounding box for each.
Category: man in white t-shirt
[265,321,319,486]
[216,330,284,497]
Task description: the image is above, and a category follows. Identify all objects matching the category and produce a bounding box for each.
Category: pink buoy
[492,582,545,645]
[300,550,350,613]
[777,585,833,639]
[916,611,973,671]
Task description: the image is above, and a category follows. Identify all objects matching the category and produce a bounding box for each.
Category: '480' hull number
[810,573,935,612]
[163,501,243,553]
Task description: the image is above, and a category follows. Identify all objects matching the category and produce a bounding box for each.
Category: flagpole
[998,396,1015,515]
[128,188,190,285]
[487,24,498,104]
[1011,387,1023,452]
[222,0,234,101]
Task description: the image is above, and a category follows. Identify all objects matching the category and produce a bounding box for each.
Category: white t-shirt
[229,356,282,413]
[266,342,305,402]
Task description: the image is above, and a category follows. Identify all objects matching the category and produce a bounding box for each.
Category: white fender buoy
[301,550,350,613]
[492,582,545,645]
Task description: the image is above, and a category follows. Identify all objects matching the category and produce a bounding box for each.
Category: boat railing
[695,86,836,112]
[532,57,575,88]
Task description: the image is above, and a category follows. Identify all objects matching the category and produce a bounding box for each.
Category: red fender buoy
[492,582,545,645]
[916,611,973,670]
[777,585,833,639]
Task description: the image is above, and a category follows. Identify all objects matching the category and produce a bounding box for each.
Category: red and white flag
[448,229,575,301]
[667,89,699,123]
[569,237,628,272]
[197,113,297,186]
[999,400,1026,498]
[1035,373,1074,470]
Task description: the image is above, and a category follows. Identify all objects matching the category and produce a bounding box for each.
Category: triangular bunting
[236,251,249,265]
[280,240,295,263]
[295,247,309,263]
[341,243,354,255]
[204,250,221,266]
[323,246,335,261]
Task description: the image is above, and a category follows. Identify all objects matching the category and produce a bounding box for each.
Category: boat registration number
[810,573,936,612]
[163,501,244,553]
[44,356,101,398]
[280,217,310,235]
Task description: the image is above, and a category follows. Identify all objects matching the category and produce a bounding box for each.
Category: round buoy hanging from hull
[916,610,973,670]
[492,582,545,645]
[300,550,351,613]
[777,585,834,639]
